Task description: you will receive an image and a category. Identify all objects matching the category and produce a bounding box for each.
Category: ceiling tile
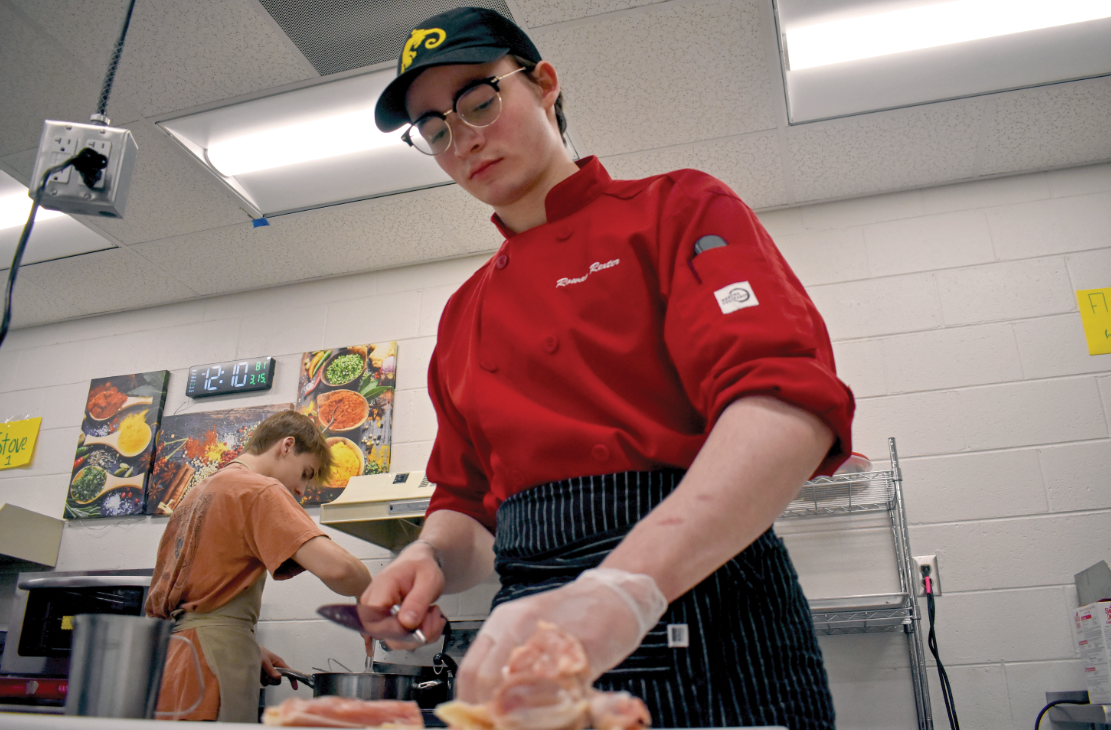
[979,77,1111,177]
[9,276,86,328]
[87,121,252,244]
[787,100,984,202]
[514,0,659,27]
[601,131,788,210]
[0,1,141,157]
[19,247,198,315]
[130,219,324,296]
[84,0,317,118]
[274,189,471,278]
[535,0,778,157]
[423,185,503,253]
[0,148,36,184]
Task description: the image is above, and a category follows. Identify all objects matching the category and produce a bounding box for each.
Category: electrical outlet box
[913,555,941,597]
[29,120,138,219]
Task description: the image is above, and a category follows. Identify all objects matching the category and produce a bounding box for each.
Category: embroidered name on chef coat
[714,281,759,314]
[556,259,620,288]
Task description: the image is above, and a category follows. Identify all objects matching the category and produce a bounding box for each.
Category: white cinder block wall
[0,162,1109,728]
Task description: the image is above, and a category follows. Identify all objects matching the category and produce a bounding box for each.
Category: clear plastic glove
[456,568,667,703]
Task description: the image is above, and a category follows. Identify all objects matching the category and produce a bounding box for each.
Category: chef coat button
[592,444,610,461]
[480,359,498,372]
[495,254,509,269]
[543,335,559,354]
[555,227,572,241]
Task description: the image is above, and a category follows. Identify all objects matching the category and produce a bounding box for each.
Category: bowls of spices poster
[65,371,170,519]
[145,403,293,516]
[296,342,396,505]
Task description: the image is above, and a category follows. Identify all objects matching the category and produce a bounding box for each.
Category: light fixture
[0,171,116,267]
[205,109,401,177]
[158,67,453,218]
[775,0,1111,123]
[0,193,64,230]
[786,0,1111,70]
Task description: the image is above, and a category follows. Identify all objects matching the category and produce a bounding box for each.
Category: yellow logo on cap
[401,28,447,73]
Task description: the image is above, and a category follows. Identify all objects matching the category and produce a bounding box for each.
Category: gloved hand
[456,568,667,703]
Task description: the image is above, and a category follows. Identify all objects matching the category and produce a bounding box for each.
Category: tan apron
[173,573,266,723]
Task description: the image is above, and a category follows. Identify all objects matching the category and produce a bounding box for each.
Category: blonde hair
[245,410,333,484]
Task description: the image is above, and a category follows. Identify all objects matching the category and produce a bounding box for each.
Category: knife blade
[316,603,427,644]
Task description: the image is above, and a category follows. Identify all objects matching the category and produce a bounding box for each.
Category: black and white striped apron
[491,470,835,730]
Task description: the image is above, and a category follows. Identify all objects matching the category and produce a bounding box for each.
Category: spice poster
[145,402,293,516]
[296,342,396,505]
[65,371,170,520]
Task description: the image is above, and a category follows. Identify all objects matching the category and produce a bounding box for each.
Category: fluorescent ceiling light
[787,0,1111,70]
[206,109,402,176]
[0,193,64,230]
[158,68,453,218]
[0,171,116,267]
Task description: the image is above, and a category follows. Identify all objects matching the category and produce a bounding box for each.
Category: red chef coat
[426,156,854,531]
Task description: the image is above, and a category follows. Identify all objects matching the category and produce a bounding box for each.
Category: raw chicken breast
[435,621,651,730]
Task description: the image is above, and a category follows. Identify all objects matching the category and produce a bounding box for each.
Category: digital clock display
[186,357,276,398]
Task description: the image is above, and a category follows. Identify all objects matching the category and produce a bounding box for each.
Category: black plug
[70,147,109,189]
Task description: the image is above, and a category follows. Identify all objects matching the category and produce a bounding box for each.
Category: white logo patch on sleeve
[714,281,759,314]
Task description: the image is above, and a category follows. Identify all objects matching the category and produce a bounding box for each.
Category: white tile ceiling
[0,0,1109,329]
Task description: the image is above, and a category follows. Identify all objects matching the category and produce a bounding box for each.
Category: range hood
[320,471,435,551]
[0,503,64,567]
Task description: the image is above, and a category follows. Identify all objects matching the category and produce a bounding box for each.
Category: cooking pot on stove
[278,653,456,707]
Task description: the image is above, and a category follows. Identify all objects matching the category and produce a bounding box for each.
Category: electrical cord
[0,149,107,349]
[922,564,960,730]
[1034,699,1088,730]
[95,0,137,120]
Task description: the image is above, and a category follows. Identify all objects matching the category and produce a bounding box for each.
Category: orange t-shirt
[146,462,325,720]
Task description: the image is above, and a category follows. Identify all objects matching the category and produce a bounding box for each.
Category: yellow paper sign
[1077,288,1111,356]
[0,417,42,469]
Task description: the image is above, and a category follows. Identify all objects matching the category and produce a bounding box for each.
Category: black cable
[0,155,90,349]
[1034,699,1088,730]
[922,565,960,730]
[95,0,138,119]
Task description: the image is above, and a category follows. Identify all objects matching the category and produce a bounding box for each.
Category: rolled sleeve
[659,174,855,475]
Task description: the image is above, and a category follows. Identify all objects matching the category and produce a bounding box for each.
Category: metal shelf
[781,470,896,518]
[787,438,933,730]
[809,593,915,635]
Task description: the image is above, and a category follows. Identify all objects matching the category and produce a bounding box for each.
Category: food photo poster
[66,371,170,519]
[145,403,293,516]
[296,342,397,505]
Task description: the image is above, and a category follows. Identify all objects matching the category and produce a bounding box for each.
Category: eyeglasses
[402,67,527,156]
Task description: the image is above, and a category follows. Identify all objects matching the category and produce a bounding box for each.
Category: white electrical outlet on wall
[913,555,941,596]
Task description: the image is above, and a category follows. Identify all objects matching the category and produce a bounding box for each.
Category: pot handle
[277,667,315,689]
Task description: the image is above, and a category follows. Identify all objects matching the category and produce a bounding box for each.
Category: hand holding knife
[317,602,446,646]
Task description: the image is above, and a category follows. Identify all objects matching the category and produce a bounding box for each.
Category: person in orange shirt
[146,410,371,722]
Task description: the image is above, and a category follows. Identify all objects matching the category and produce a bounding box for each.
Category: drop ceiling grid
[979,76,1111,176]
[786,99,987,202]
[534,0,779,157]
[601,131,789,209]
[0,0,1109,330]
[18,247,199,317]
[514,0,662,28]
[0,0,140,156]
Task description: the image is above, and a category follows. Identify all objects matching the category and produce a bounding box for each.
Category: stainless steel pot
[278,668,448,703]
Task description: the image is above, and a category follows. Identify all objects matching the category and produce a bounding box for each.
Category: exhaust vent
[259,0,519,76]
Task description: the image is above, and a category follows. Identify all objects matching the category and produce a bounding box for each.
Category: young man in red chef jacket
[147,411,371,722]
[361,9,855,729]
